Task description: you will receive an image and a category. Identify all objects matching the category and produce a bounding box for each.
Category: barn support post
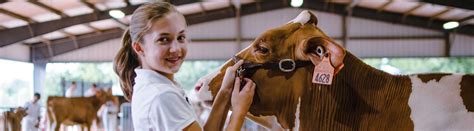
[33,60,47,95]
[61,77,66,96]
[233,0,243,53]
[443,31,451,57]
[342,14,349,47]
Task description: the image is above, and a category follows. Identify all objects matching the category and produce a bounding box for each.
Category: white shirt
[65,87,80,97]
[84,88,97,97]
[132,68,197,131]
[23,101,41,119]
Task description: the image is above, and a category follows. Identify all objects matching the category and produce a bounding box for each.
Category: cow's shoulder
[461,74,474,112]
[411,73,473,112]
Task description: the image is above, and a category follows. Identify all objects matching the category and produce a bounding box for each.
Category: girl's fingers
[242,78,254,92]
[233,77,241,89]
[225,60,243,78]
[231,60,244,71]
[232,77,241,96]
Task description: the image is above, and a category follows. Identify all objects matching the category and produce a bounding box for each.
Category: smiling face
[136,12,188,76]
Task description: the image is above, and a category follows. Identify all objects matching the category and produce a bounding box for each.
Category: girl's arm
[226,78,255,131]
[185,60,255,131]
[203,60,244,131]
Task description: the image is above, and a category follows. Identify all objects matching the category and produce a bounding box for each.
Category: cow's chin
[203,100,214,107]
[194,84,215,108]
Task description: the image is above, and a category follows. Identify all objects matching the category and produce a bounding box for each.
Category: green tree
[175,61,225,91]
[42,63,118,104]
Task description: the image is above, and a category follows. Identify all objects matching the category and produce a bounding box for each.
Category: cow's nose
[194,82,202,91]
[195,85,201,91]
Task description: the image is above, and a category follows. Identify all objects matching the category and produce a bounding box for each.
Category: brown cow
[195,10,474,130]
[47,89,116,131]
[1,107,27,131]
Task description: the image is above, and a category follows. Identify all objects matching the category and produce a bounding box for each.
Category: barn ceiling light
[443,21,459,30]
[291,0,303,8]
[109,10,125,19]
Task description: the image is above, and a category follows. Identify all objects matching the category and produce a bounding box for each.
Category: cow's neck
[292,51,413,129]
[335,51,412,108]
[338,51,409,88]
[91,96,105,111]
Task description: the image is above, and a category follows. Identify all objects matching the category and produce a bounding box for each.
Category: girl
[114,2,256,131]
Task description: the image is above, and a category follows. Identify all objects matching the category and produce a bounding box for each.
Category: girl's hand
[219,60,244,95]
[231,78,256,115]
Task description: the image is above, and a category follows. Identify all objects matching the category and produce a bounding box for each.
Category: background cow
[195,10,474,130]
[1,107,27,131]
[47,89,117,131]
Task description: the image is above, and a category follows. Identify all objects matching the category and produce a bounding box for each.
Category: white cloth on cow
[22,101,41,131]
[132,68,198,131]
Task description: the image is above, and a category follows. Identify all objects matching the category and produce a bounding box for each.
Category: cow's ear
[307,11,318,26]
[106,88,112,94]
[96,90,103,96]
[289,10,318,26]
[303,37,345,73]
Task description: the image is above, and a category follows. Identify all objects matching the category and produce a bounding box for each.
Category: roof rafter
[31,1,286,61]
[81,0,130,28]
[0,8,36,23]
[14,0,474,61]
[402,3,425,21]
[0,1,198,47]
[29,0,103,33]
[32,28,124,61]
[28,0,68,17]
[377,0,393,12]
[0,4,140,47]
[429,7,453,21]
[1,3,92,46]
[302,1,474,36]
[459,15,473,23]
[420,0,474,10]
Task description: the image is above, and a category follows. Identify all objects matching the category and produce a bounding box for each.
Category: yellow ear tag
[312,55,334,85]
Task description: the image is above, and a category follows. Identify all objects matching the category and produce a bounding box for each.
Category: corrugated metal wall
[348,17,442,37]
[451,34,474,56]
[50,39,122,62]
[347,39,445,57]
[0,44,30,62]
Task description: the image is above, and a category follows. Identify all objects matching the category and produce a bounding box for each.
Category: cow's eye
[260,47,269,54]
[316,46,324,57]
[256,45,269,54]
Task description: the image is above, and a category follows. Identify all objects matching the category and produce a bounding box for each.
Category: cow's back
[408,73,474,130]
[47,96,99,125]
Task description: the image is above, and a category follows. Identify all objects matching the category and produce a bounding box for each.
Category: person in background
[65,81,80,97]
[85,83,99,97]
[99,89,119,131]
[21,93,41,131]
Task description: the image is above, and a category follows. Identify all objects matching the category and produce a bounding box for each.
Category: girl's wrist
[231,108,247,117]
[230,111,246,121]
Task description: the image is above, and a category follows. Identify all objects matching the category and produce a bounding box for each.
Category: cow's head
[96,88,118,104]
[14,107,27,118]
[195,10,345,128]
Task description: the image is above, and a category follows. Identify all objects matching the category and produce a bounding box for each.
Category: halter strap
[232,56,313,78]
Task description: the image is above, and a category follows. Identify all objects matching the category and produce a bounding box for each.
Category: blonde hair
[114,2,181,101]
